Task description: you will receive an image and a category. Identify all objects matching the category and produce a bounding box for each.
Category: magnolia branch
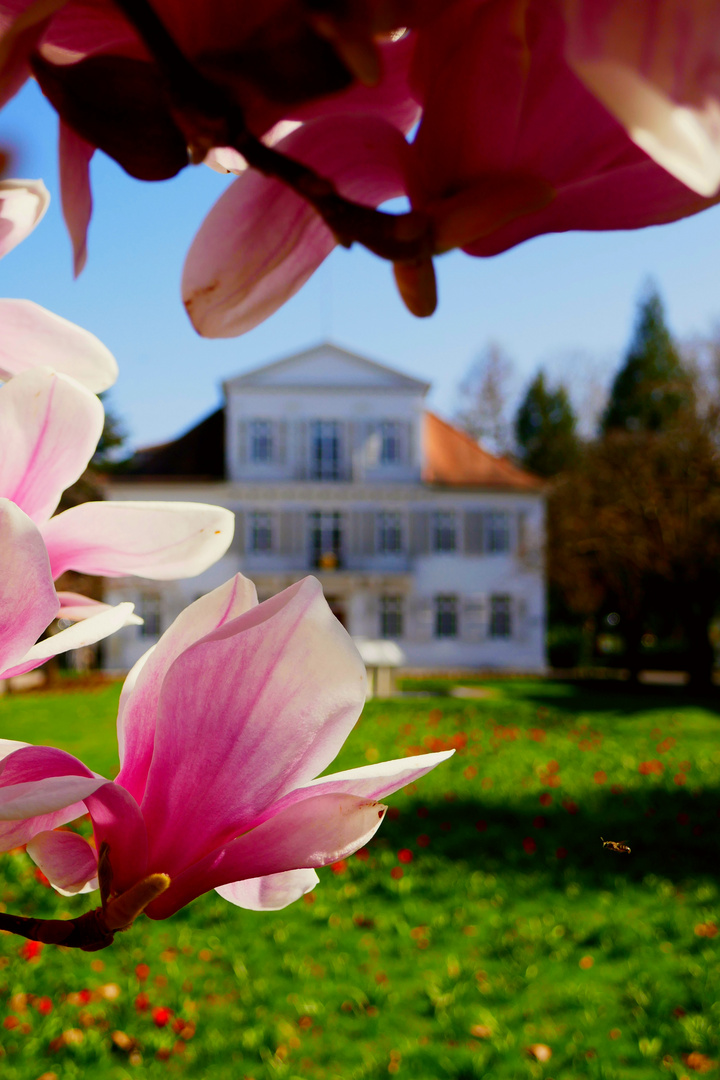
[111,0,435,265]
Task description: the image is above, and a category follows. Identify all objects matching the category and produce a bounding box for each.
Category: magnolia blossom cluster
[0,179,451,945]
[0,0,718,332]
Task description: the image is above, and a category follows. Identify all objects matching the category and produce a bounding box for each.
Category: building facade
[104,345,546,672]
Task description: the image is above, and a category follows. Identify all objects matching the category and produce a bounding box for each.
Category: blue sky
[3,80,720,449]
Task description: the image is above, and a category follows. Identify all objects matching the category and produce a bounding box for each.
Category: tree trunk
[685,602,715,692]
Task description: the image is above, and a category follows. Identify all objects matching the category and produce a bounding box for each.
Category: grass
[0,679,719,1079]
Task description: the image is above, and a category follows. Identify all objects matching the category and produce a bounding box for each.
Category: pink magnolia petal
[0,744,102,852]
[0,804,87,852]
[2,600,138,679]
[289,35,421,134]
[148,794,386,920]
[0,298,117,391]
[116,574,257,803]
[0,744,103,820]
[26,829,98,894]
[0,178,49,256]
[0,498,57,675]
[216,868,319,911]
[464,156,720,256]
[84,782,147,895]
[42,500,235,580]
[0,368,103,522]
[255,749,455,828]
[183,114,411,338]
[59,120,94,275]
[141,578,366,876]
[564,0,720,196]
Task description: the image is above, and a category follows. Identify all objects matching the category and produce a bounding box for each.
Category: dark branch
[110,0,435,266]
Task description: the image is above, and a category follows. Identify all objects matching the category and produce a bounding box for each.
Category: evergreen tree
[602,287,693,433]
[514,370,579,477]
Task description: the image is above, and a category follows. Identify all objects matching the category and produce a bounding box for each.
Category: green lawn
[1,679,719,1079]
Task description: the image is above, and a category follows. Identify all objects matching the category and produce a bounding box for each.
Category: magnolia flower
[0,575,452,947]
[0,497,136,679]
[0,367,234,598]
[185,0,720,332]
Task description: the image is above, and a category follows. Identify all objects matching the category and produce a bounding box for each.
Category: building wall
[103,481,546,674]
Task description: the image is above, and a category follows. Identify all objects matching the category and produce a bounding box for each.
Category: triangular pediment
[224,344,430,393]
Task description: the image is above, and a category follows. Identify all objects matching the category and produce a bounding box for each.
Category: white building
[104,345,546,672]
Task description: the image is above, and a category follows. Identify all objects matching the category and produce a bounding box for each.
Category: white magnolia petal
[0,179,49,259]
[42,501,235,579]
[0,299,117,391]
[216,868,319,911]
[22,602,137,664]
[0,368,104,523]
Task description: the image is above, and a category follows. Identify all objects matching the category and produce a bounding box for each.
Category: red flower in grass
[331,860,348,875]
[397,849,413,864]
[135,963,150,981]
[152,1006,173,1028]
[522,837,537,854]
[135,993,150,1012]
[19,940,43,961]
[35,997,53,1015]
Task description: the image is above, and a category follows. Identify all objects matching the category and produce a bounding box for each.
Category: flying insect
[601,837,631,854]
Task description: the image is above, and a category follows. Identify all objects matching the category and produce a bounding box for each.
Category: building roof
[224,343,430,393]
[422,412,544,491]
[121,408,225,479]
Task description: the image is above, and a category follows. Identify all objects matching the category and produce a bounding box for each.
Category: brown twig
[110,0,435,265]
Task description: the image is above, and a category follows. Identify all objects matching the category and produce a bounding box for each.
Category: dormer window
[380,421,403,464]
[250,420,273,463]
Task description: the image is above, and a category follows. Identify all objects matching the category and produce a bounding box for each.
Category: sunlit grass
[0,680,719,1078]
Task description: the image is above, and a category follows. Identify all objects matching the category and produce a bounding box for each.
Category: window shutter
[409,510,430,555]
[365,592,379,637]
[279,510,305,556]
[464,510,484,554]
[409,596,434,641]
[365,421,381,467]
[461,594,486,642]
[360,510,375,555]
[276,421,288,465]
[233,509,245,554]
[295,421,308,479]
[514,596,527,641]
[237,420,247,465]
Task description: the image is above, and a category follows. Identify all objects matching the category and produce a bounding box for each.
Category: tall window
[435,594,458,638]
[485,511,511,553]
[249,511,273,552]
[138,594,161,637]
[377,511,403,553]
[433,511,456,552]
[250,420,273,463]
[310,511,342,568]
[311,421,341,480]
[489,594,512,638]
[380,421,402,464]
[379,595,403,638]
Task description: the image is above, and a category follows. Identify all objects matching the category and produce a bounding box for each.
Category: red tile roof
[422,412,544,490]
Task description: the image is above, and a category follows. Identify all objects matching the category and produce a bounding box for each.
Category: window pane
[310,510,343,568]
[311,421,341,480]
[433,511,456,552]
[380,421,402,464]
[250,420,273,463]
[486,511,510,553]
[138,594,161,637]
[489,594,512,638]
[380,595,403,638]
[250,511,273,552]
[378,511,403,553]
[435,594,458,638]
